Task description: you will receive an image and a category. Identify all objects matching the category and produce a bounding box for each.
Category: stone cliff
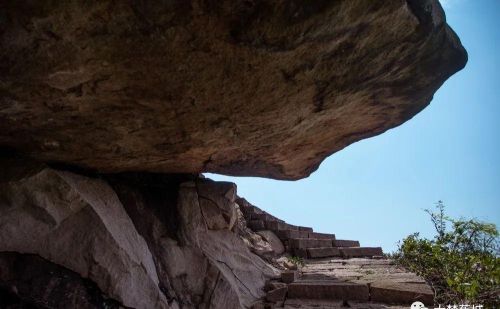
[0,0,466,308]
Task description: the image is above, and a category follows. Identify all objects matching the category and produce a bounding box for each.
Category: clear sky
[206,0,500,253]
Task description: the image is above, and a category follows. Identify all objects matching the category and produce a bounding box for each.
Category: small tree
[393,202,499,306]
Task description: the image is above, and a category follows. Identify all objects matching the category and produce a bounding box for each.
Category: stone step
[289,238,333,249]
[248,219,265,231]
[298,226,313,232]
[283,299,400,308]
[281,271,298,284]
[292,248,308,258]
[251,213,282,222]
[266,285,287,303]
[265,221,300,231]
[370,281,434,304]
[307,247,341,258]
[238,205,254,215]
[287,281,369,301]
[308,232,335,240]
[240,205,262,216]
[339,247,383,258]
[333,239,360,247]
[275,229,310,240]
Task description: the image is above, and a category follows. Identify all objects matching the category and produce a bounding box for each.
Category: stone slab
[248,219,265,231]
[289,238,332,249]
[287,281,369,300]
[266,286,288,303]
[276,230,309,240]
[333,239,360,247]
[281,271,298,284]
[265,221,287,231]
[370,281,434,305]
[308,232,336,240]
[285,224,300,231]
[298,226,313,232]
[284,299,408,309]
[252,213,278,222]
[265,281,287,291]
[307,247,341,259]
[340,247,383,258]
[293,248,308,259]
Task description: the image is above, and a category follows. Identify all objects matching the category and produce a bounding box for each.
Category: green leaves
[289,256,305,267]
[394,202,499,306]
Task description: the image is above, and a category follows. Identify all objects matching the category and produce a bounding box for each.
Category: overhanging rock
[0,0,467,179]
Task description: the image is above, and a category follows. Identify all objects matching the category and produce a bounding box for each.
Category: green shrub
[289,256,305,267]
[393,201,499,306]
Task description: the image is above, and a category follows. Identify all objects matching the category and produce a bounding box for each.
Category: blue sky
[207,0,500,252]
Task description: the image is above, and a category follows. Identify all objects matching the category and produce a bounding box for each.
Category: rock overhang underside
[0,0,467,180]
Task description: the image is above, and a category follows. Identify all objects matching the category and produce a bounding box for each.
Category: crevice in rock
[205,269,222,308]
[106,173,189,303]
[195,184,211,231]
[107,172,195,241]
[0,251,127,309]
[313,81,329,113]
[215,259,259,299]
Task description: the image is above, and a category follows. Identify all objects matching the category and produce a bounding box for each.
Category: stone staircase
[281,258,434,308]
[237,198,434,308]
[238,199,383,260]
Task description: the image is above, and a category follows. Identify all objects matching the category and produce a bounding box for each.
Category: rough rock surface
[0,0,466,179]
[0,158,439,308]
[0,161,168,309]
[234,201,276,258]
[110,176,281,308]
[0,159,283,308]
[177,180,281,307]
[0,252,122,308]
[257,230,285,256]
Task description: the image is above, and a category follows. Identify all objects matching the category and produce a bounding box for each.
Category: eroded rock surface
[110,176,280,308]
[0,252,122,308]
[0,159,280,308]
[0,0,466,179]
[0,162,168,309]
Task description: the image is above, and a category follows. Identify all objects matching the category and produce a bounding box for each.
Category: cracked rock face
[0,0,466,179]
[0,159,279,308]
[0,163,168,308]
[0,252,123,308]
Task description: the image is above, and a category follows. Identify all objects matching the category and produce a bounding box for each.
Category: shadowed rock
[0,159,280,308]
[0,161,169,308]
[0,252,123,308]
[0,0,466,179]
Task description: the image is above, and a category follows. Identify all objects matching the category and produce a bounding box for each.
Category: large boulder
[257,231,285,256]
[0,0,466,179]
[197,179,238,231]
[177,181,281,307]
[234,202,276,258]
[110,175,282,309]
[0,161,169,308]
